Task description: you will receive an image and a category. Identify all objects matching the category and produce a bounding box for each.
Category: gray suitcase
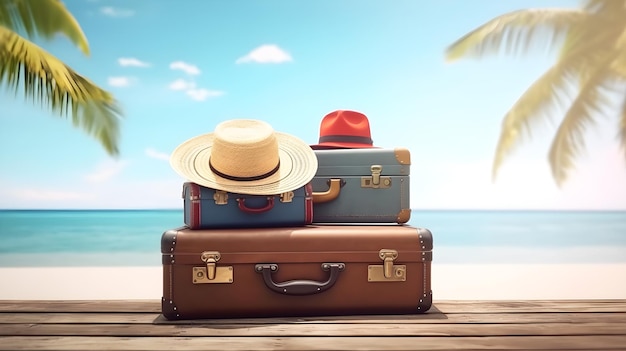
[311,148,411,223]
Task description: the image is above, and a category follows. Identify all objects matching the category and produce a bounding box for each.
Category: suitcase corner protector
[396,209,411,223]
[394,147,411,165]
[161,227,185,254]
[161,297,181,320]
[417,290,433,313]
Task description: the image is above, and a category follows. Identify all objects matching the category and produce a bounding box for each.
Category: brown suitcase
[161,225,433,320]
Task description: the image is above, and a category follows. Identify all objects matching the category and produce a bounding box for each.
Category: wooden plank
[1,335,626,351]
[0,322,625,337]
[434,300,626,313]
[0,300,159,313]
[2,312,626,325]
[2,299,626,313]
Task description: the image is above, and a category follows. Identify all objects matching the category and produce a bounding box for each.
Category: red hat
[310,110,375,149]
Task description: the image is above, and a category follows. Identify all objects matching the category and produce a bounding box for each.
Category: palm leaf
[0,26,121,156]
[583,0,626,14]
[547,60,616,186]
[490,21,612,181]
[0,0,89,54]
[491,59,579,181]
[609,28,626,78]
[445,9,586,61]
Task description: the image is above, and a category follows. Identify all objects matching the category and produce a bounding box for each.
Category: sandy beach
[1,263,624,300]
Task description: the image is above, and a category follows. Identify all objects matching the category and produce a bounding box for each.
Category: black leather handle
[254,262,345,295]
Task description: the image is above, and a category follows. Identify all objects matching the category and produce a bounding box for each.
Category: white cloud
[169,61,201,75]
[236,44,293,64]
[85,160,129,183]
[168,79,195,91]
[186,89,224,101]
[100,6,134,17]
[145,148,170,161]
[108,76,133,87]
[168,79,224,101]
[118,58,150,67]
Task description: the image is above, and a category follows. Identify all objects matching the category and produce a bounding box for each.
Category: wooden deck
[0,300,625,350]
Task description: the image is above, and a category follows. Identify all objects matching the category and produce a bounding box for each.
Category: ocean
[0,209,625,267]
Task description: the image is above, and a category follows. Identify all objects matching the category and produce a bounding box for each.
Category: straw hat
[170,119,318,195]
[310,110,375,149]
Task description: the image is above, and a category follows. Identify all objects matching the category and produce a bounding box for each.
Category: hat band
[319,135,373,145]
[209,160,281,182]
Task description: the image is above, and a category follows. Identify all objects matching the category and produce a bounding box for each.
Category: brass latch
[193,251,233,284]
[361,165,391,189]
[368,249,406,282]
[279,191,294,203]
[213,190,228,205]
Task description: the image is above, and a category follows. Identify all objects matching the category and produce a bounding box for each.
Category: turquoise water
[0,209,625,266]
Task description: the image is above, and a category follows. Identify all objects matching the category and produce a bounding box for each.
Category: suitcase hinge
[279,191,294,203]
[193,251,233,284]
[368,249,406,282]
[213,190,228,205]
[361,165,391,189]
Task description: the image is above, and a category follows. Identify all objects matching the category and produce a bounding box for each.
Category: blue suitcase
[183,182,313,229]
[311,148,411,223]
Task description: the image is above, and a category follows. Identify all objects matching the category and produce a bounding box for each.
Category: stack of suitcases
[161,110,433,320]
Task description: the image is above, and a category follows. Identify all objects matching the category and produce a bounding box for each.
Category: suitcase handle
[237,197,274,213]
[312,178,342,204]
[254,262,345,296]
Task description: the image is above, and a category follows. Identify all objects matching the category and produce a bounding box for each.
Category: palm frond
[445,9,586,62]
[547,63,616,187]
[491,57,583,182]
[609,29,626,78]
[0,26,121,156]
[620,94,626,161]
[0,0,89,55]
[583,0,626,14]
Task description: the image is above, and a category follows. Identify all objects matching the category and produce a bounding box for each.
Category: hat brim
[171,132,318,195]
[310,141,376,150]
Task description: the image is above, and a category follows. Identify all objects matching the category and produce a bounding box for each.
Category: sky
[1,0,625,210]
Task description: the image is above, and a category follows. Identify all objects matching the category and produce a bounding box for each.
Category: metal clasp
[371,165,382,186]
[368,249,406,282]
[379,249,398,278]
[361,165,391,189]
[193,251,233,284]
[213,190,228,205]
[202,251,221,280]
[279,191,294,203]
